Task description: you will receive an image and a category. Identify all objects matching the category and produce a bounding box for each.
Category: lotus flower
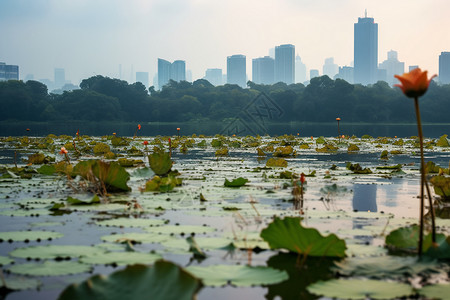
[300,173,306,184]
[59,147,68,155]
[143,140,149,146]
[138,124,141,130]
[394,68,436,98]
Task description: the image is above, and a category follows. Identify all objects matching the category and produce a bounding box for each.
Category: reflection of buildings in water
[352,184,377,212]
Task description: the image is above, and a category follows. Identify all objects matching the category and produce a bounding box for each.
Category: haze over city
[1,0,449,85]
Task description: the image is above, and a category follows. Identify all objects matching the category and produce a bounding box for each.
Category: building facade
[439,52,450,84]
[0,62,19,81]
[295,55,307,84]
[252,56,274,85]
[354,12,378,85]
[322,57,338,79]
[157,58,186,89]
[205,68,222,86]
[136,72,149,87]
[275,44,295,84]
[227,55,246,88]
[54,68,65,89]
[378,50,405,86]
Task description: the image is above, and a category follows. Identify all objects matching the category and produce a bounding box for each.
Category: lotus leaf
[430,175,450,200]
[9,245,102,259]
[28,153,46,164]
[148,152,172,176]
[9,261,91,276]
[185,264,288,287]
[144,225,215,235]
[273,146,294,157]
[93,142,110,154]
[436,134,450,147]
[266,158,288,168]
[0,231,63,242]
[58,261,202,300]
[260,217,347,257]
[67,195,100,205]
[347,144,360,152]
[307,279,413,299]
[80,251,162,266]
[256,148,266,156]
[186,236,207,258]
[0,277,41,290]
[96,217,166,228]
[420,283,450,299]
[215,148,228,157]
[346,162,372,174]
[224,177,248,187]
[316,143,338,153]
[0,255,13,266]
[101,232,172,244]
[37,164,56,175]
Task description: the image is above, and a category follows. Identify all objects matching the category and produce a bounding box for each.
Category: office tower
[136,72,149,87]
[310,69,319,79]
[275,44,295,84]
[439,52,450,84]
[409,65,419,72]
[0,62,19,81]
[205,68,222,86]
[378,50,405,86]
[354,11,378,85]
[157,58,186,89]
[252,56,274,84]
[336,66,354,83]
[295,55,307,84]
[171,60,186,82]
[322,57,338,79]
[186,70,192,82]
[54,68,65,88]
[227,55,246,88]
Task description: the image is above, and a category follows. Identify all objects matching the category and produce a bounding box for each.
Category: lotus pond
[0,134,449,300]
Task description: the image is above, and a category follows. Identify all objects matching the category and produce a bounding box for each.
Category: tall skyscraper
[205,68,222,86]
[439,52,450,84]
[227,55,246,88]
[136,72,149,87]
[295,55,307,84]
[378,50,405,86]
[0,62,19,81]
[252,56,274,84]
[310,69,319,79]
[322,57,338,79]
[54,68,65,88]
[275,44,295,84]
[157,58,186,89]
[336,66,354,83]
[354,11,378,85]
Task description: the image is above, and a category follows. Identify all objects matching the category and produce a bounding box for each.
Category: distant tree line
[1,75,450,123]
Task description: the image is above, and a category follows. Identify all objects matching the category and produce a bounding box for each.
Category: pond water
[0,135,449,299]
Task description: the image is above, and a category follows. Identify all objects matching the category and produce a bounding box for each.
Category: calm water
[0,121,449,138]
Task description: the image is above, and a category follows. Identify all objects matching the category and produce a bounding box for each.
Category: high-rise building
[252,56,274,85]
[310,69,319,79]
[54,68,65,88]
[378,50,405,86]
[205,68,222,86]
[354,11,378,85]
[227,55,246,88]
[0,62,19,81]
[409,65,419,72]
[136,72,149,87]
[295,55,307,84]
[336,66,354,83]
[157,58,186,89]
[275,44,295,84]
[439,52,450,84]
[322,57,338,79]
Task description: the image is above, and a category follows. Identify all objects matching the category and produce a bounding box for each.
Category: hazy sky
[1,0,449,85]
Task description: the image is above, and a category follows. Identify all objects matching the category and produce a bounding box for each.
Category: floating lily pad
[96,218,167,228]
[80,251,162,266]
[161,237,232,251]
[224,177,249,187]
[420,283,450,299]
[260,217,347,257]
[307,279,413,299]
[144,225,216,235]
[101,233,172,244]
[58,261,202,300]
[8,261,91,276]
[0,231,63,242]
[185,264,288,287]
[0,209,51,217]
[346,244,387,257]
[9,245,102,259]
[148,152,173,176]
[0,255,14,266]
[0,276,41,290]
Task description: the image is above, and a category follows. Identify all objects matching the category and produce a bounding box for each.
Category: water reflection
[352,184,377,212]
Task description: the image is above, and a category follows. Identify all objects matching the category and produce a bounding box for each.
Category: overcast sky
[1,0,449,85]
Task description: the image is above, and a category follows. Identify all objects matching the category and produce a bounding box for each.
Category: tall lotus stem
[336,118,341,143]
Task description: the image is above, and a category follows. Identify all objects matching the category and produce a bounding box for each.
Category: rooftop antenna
[365,9,367,18]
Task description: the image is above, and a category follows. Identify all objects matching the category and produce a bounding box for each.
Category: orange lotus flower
[177,128,180,131]
[300,173,306,184]
[143,140,149,146]
[137,124,141,130]
[336,117,341,121]
[394,68,436,98]
[59,147,68,155]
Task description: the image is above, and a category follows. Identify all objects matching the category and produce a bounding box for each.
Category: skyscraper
[354,11,378,85]
[252,56,274,84]
[136,72,149,87]
[310,69,319,79]
[227,55,246,88]
[275,44,295,84]
[205,68,222,86]
[157,58,186,89]
[0,62,19,81]
[378,50,404,86]
[54,68,65,88]
[439,52,450,84]
[295,55,307,84]
[322,57,338,79]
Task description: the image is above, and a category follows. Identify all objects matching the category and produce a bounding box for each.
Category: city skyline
[1,0,449,85]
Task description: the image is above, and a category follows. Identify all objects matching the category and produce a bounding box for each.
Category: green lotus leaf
[185,264,288,287]
[307,279,413,299]
[148,152,173,176]
[161,237,232,251]
[430,175,450,200]
[72,160,130,192]
[144,225,215,235]
[260,217,347,257]
[266,158,288,168]
[101,233,172,244]
[0,255,14,266]
[186,236,207,258]
[224,177,248,187]
[0,209,51,217]
[96,218,166,228]
[37,164,56,175]
[0,231,63,242]
[420,283,450,299]
[436,134,450,147]
[67,195,100,205]
[0,276,41,290]
[8,261,91,276]
[80,251,162,266]
[58,261,202,300]
[9,245,103,259]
